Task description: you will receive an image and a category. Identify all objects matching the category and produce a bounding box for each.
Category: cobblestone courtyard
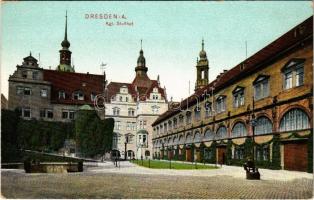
[1,162,313,199]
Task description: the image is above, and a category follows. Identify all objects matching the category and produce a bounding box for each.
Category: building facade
[8,13,168,159]
[152,17,313,172]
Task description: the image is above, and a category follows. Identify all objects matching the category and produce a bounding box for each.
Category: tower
[57,11,74,72]
[135,39,148,77]
[195,39,209,91]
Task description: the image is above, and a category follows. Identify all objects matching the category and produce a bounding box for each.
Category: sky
[1,1,313,101]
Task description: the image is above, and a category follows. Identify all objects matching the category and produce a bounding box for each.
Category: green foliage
[130,160,218,170]
[271,134,281,170]
[75,110,114,157]
[244,137,253,159]
[226,140,232,165]
[202,142,217,164]
[16,119,74,152]
[1,109,21,162]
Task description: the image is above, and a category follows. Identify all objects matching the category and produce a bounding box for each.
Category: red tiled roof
[43,70,103,105]
[152,16,313,126]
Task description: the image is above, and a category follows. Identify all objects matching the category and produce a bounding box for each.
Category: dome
[199,49,207,58]
[61,39,70,48]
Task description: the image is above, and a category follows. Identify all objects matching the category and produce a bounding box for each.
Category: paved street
[1,161,313,199]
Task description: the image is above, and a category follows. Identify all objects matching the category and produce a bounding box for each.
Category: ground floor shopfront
[153,129,313,172]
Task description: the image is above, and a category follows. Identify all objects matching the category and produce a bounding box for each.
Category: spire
[65,10,68,41]
[30,51,32,56]
[202,38,204,51]
[61,10,70,49]
[140,39,143,50]
[136,39,146,68]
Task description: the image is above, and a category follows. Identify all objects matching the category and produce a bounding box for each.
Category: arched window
[231,122,247,137]
[113,107,120,116]
[280,108,309,132]
[178,135,184,144]
[185,133,193,144]
[173,136,178,145]
[255,116,272,135]
[167,137,172,146]
[194,106,201,121]
[203,129,214,141]
[216,126,227,139]
[193,131,201,143]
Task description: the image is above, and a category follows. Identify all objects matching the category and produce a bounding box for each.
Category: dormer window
[204,101,212,118]
[282,58,305,90]
[59,91,66,99]
[233,86,245,108]
[216,95,226,113]
[186,111,192,124]
[73,91,84,100]
[153,87,158,93]
[253,75,270,100]
[194,106,201,121]
[120,85,128,94]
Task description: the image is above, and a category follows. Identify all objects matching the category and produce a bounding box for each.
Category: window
[128,108,135,116]
[255,116,272,135]
[164,123,168,132]
[279,108,309,132]
[296,65,304,86]
[233,87,245,108]
[203,129,214,141]
[282,59,305,89]
[59,91,66,99]
[115,121,121,130]
[185,133,192,144]
[73,91,84,100]
[231,122,247,137]
[186,111,192,124]
[139,120,147,129]
[40,109,46,118]
[119,96,123,101]
[113,107,120,116]
[47,110,53,118]
[204,101,212,118]
[256,145,269,161]
[253,75,269,100]
[40,89,48,98]
[112,133,120,149]
[194,106,201,121]
[22,107,31,118]
[179,115,184,125]
[62,110,74,120]
[91,93,96,102]
[284,70,293,89]
[22,71,27,78]
[32,71,38,80]
[69,111,75,119]
[168,120,172,130]
[216,126,227,139]
[126,122,131,131]
[132,122,137,130]
[234,146,245,160]
[126,97,129,102]
[40,109,53,118]
[17,87,24,95]
[24,88,31,95]
[193,132,201,143]
[204,148,213,160]
[173,118,177,128]
[62,111,68,119]
[216,96,226,113]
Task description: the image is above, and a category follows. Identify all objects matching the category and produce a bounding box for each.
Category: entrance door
[217,147,226,165]
[284,141,308,172]
[186,148,192,162]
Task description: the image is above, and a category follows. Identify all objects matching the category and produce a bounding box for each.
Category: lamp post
[250,96,257,163]
[124,134,129,160]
